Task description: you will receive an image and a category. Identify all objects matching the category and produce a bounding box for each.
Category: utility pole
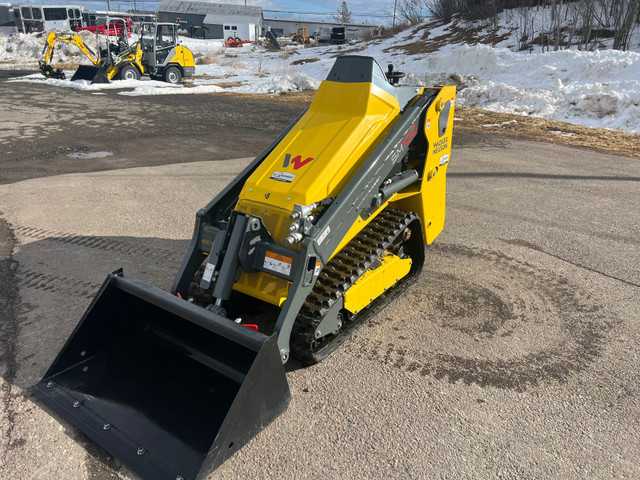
[393,0,397,28]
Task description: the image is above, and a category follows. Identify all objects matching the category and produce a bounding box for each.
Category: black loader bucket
[71,65,110,84]
[33,270,290,480]
[40,64,66,80]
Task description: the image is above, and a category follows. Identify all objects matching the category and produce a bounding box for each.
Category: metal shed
[157,0,262,40]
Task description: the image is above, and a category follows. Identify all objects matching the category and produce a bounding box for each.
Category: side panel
[169,45,196,69]
[390,85,456,244]
[237,80,400,211]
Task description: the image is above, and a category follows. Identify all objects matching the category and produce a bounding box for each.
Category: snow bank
[2,19,639,132]
[8,73,172,91]
[119,84,224,96]
[412,44,640,132]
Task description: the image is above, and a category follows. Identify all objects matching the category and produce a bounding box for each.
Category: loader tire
[164,66,182,84]
[291,208,425,364]
[119,64,140,81]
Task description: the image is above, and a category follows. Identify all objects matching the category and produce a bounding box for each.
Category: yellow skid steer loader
[34,56,455,480]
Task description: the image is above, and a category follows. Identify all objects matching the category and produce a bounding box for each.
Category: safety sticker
[263,251,292,276]
[314,261,322,276]
[317,226,330,245]
[427,119,431,129]
[203,263,215,282]
[439,154,450,166]
[270,171,296,183]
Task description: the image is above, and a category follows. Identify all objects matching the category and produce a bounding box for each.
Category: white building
[157,1,262,40]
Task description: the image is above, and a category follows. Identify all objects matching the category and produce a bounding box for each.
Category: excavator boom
[39,31,101,80]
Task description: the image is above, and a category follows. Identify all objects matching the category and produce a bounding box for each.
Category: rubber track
[291,208,421,364]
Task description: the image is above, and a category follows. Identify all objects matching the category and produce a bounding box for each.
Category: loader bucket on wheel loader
[71,65,110,84]
[33,270,290,480]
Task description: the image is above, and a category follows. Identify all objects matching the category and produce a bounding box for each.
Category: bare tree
[334,1,353,24]
[426,0,460,23]
[550,0,564,51]
[397,0,429,24]
[417,0,640,51]
[580,0,596,49]
[612,0,639,50]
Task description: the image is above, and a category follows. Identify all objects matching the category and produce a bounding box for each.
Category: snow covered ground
[1,19,639,133]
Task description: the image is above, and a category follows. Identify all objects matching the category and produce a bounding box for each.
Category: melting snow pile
[0,30,103,66]
[412,44,640,132]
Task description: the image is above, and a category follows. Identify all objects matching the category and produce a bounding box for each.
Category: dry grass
[291,57,321,66]
[195,55,218,65]
[455,107,640,158]
[220,90,315,104]
[210,81,246,89]
[329,46,367,58]
[384,20,516,55]
[279,49,297,60]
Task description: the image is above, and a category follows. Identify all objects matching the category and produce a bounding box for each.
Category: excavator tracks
[291,208,424,364]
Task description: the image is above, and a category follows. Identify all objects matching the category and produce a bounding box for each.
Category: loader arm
[39,31,100,79]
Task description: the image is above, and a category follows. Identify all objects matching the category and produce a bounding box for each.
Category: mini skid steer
[34,56,455,480]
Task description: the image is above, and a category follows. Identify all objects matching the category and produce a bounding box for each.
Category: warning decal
[263,251,293,276]
[203,263,215,282]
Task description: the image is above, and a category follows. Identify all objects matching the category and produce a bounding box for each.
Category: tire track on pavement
[12,225,182,263]
[354,243,616,392]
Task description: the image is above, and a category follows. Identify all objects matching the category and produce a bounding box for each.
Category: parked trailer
[312,25,362,44]
[14,4,82,33]
[0,3,18,35]
[81,10,154,28]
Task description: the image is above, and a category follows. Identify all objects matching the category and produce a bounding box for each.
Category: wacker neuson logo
[283,153,314,170]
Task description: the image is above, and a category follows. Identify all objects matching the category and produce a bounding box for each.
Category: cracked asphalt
[0,69,638,480]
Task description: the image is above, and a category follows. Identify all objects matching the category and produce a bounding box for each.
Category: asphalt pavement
[0,71,638,480]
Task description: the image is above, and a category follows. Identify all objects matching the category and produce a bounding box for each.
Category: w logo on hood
[283,153,314,170]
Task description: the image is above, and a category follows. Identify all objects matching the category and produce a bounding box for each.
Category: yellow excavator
[34,56,455,480]
[291,26,310,44]
[39,21,196,84]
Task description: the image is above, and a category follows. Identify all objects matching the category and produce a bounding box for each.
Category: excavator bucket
[33,270,290,480]
[71,65,110,84]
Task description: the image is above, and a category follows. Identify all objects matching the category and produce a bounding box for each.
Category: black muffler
[71,65,110,84]
[33,270,290,480]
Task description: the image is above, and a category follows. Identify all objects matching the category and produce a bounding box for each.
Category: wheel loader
[39,21,195,84]
[34,56,455,480]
